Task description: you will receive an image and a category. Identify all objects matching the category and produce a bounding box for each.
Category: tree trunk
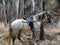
[2,0,7,26]
[19,0,24,18]
[13,0,19,19]
[31,0,35,12]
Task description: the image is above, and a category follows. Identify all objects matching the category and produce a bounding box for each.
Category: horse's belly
[34,22,41,29]
[11,22,29,35]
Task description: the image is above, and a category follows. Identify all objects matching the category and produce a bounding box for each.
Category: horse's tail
[8,25,12,45]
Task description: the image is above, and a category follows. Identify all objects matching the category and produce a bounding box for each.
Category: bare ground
[0,22,60,45]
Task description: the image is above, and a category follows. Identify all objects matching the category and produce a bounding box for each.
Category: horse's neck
[33,15,41,22]
[33,16,37,21]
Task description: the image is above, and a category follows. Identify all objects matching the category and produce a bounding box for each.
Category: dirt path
[0,22,60,45]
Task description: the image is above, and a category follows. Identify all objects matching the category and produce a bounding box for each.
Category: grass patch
[3,34,9,41]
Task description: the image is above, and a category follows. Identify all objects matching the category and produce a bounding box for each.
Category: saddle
[27,16,34,29]
[23,16,34,29]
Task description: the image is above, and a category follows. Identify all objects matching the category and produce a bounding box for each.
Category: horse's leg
[40,22,45,40]
[29,22,36,38]
[31,28,36,38]
[17,30,23,43]
[12,35,16,45]
[8,27,12,45]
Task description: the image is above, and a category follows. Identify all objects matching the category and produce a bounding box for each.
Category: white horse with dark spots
[8,11,47,45]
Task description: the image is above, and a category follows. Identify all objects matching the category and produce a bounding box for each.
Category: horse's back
[10,19,29,35]
[11,19,28,30]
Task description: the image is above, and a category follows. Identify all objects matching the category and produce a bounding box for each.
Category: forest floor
[0,22,60,45]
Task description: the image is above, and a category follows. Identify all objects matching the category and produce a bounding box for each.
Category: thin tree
[2,0,7,26]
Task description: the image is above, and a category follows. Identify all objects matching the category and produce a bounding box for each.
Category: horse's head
[45,11,54,24]
[33,11,48,22]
